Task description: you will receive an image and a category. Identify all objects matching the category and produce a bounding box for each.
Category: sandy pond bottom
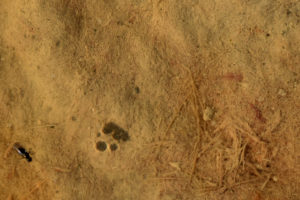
[0,0,299,200]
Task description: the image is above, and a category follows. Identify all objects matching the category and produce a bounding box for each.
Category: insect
[13,143,32,162]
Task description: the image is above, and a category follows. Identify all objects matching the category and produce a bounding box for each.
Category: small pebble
[169,162,180,171]
[110,143,118,151]
[257,96,264,102]
[272,176,278,182]
[211,120,216,126]
[203,106,214,121]
[96,141,107,151]
[278,89,287,97]
[293,81,298,88]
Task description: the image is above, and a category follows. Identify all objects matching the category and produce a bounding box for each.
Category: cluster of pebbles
[96,122,130,152]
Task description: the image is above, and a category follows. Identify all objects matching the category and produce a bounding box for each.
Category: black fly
[13,143,32,162]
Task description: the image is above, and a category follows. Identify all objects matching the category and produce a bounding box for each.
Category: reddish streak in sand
[221,73,243,82]
[250,103,266,123]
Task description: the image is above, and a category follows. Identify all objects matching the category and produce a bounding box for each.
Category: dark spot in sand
[103,122,118,134]
[112,130,122,140]
[96,141,107,151]
[135,86,140,94]
[112,129,129,142]
[110,143,118,151]
[103,122,130,142]
[120,131,129,142]
[117,21,124,25]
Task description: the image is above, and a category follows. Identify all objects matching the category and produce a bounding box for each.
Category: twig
[245,162,263,177]
[260,174,271,190]
[189,136,201,184]
[20,179,47,200]
[189,132,222,183]
[234,121,263,144]
[53,167,71,173]
[6,194,13,200]
[198,132,222,157]
[151,177,186,180]
[217,179,260,194]
[217,151,224,186]
[239,142,248,168]
[181,65,207,185]
[164,92,191,135]
[3,143,14,159]
[229,178,260,188]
